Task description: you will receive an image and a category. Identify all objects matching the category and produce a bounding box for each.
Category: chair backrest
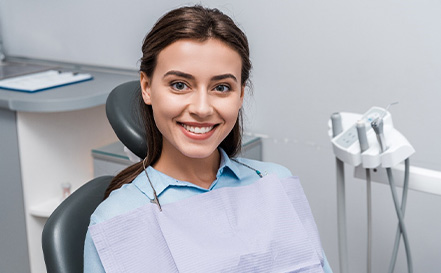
[42,176,113,273]
[42,81,146,272]
[106,80,147,159]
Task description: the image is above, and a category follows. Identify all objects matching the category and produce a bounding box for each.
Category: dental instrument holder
[329,106,415,272]
[330,106,414,169]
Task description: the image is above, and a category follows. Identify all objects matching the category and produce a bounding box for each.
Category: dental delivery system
[329,104,415,273]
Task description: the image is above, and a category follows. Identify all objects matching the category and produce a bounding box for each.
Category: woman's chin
[178,145,219,160]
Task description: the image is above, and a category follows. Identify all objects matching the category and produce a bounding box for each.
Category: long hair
[104,5,252,198]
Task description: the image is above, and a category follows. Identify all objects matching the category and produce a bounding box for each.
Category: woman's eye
[171,82,188,91]
[214,85,230,92]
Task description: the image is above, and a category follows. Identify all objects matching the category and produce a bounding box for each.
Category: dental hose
[366,168,372,273]
[331,113,349,273]
[371,116,412,273]
[388,158,412,273]
[356,120,372,273]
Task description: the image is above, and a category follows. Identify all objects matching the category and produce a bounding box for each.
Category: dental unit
[329,104,415,273]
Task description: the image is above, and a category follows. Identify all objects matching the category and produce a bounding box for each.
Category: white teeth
[182,124,214,134]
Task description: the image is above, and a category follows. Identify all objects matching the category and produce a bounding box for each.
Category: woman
[84,5,332,272]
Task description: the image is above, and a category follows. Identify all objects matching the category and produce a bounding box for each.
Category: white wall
[2,0,441,272]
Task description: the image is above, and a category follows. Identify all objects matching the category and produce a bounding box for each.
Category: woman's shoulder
[89,182,149,225]
[233,157,293,179]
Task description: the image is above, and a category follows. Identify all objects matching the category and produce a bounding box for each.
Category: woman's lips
[178,122,218,140]
[182,124,214,134]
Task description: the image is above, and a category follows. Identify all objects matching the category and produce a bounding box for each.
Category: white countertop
[0,57,138,112]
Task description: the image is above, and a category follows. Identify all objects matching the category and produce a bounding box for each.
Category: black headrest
[106,81,147,159]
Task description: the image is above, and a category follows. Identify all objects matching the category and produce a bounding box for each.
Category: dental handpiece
[371,117,388,153]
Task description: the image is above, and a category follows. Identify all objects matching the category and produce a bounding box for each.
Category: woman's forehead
[155,38,242,79]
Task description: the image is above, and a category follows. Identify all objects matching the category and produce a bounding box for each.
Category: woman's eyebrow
[163,70,195,80]
[211,74,237,82]
[163,71,237,83]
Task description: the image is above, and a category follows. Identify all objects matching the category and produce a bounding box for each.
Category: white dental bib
[89,174,325,272]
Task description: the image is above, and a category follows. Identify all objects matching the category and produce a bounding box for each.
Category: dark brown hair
[104,5,251,198]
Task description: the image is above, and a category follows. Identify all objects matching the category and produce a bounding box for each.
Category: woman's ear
[239,85,245,107]
[140,72,152,105]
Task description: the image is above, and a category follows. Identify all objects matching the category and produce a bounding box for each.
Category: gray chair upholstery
[106,80,147,159]
[42,81,146,273]
[42,176,113,273]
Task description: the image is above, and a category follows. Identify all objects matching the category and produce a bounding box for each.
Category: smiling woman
[140,39,244,184]
[84,5,333,273]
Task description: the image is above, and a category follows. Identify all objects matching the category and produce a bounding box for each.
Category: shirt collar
[217,147,241,180]
[133,148,241,199]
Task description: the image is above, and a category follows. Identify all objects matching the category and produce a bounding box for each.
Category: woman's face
[141,38,244,160]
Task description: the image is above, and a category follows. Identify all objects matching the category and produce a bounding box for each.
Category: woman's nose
[188,90,214,118]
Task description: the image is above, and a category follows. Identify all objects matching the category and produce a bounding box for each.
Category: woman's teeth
[182,124,214,134]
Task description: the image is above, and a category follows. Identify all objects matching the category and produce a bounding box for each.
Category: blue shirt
[84,148,332,272]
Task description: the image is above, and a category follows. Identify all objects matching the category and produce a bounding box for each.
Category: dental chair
[42,80,145,273]
[105,80,146,159]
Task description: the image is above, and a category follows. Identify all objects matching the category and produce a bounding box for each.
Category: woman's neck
[153,146,220,189]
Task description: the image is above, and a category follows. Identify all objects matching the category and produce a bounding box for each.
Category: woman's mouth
[178,122,218,140]
[181,124,215,134]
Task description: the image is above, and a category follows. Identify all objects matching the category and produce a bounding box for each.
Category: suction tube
[356,121,372,273]
[331,113,349,273]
